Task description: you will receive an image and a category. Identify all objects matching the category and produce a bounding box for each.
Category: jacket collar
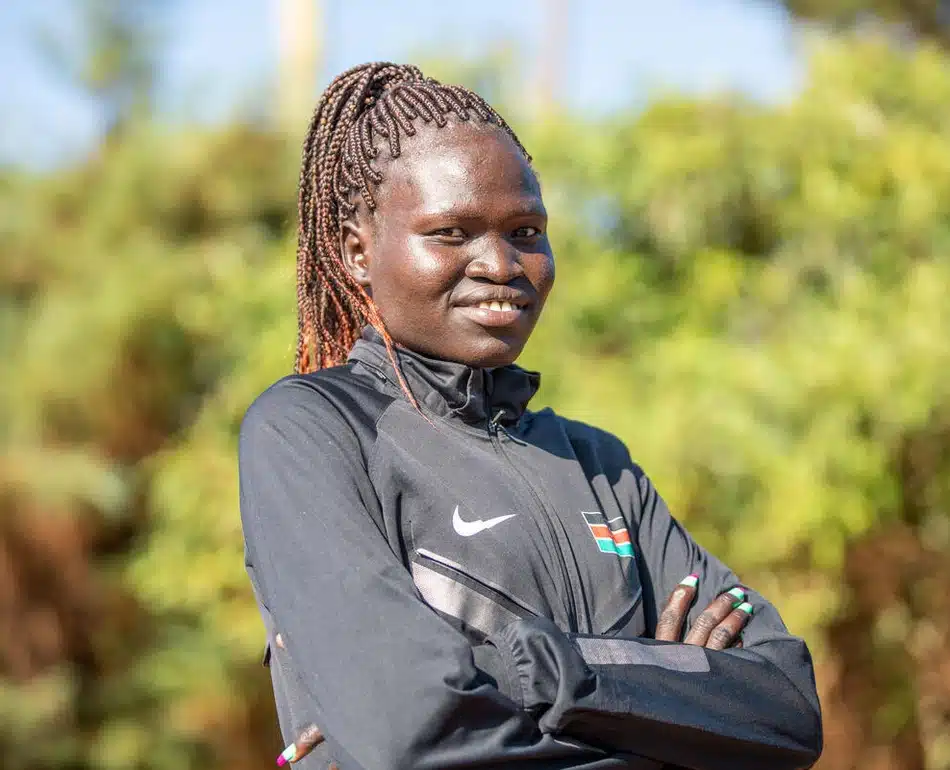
[347,327,540,426]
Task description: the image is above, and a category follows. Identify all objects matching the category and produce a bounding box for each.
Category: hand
[277,723,328,767]
[272,633,335,768]
[653,574,753,650]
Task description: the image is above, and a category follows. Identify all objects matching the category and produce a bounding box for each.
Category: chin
[400,323,531,368]
[457,335,525,369]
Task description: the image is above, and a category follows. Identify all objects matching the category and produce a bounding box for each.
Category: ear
[340,218,373,288]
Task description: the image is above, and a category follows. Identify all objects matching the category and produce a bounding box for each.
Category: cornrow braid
[294,62,531,397]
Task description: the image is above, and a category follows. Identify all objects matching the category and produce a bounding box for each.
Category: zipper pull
[489,408,506,434]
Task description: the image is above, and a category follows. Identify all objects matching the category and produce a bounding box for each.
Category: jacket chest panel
[517,418,645,637]
[371,409,645,639]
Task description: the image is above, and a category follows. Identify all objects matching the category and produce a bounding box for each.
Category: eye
[512,226,542,239]
[430,227,466,240]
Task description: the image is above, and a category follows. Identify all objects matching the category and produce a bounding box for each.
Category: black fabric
[348,326,541,426]
[239,330,822,770]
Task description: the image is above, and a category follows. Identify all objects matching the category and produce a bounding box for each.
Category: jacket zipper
[487,407,581,633]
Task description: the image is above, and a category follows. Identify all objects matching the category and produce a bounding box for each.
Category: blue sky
[0,0,802,168]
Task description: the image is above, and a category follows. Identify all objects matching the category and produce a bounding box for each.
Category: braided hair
[294,62,531,381]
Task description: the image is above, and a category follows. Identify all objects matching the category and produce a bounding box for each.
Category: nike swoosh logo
[452,506,517,537]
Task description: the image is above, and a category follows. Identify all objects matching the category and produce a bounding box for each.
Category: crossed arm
[239,390,822,770]
[277,578,757,766]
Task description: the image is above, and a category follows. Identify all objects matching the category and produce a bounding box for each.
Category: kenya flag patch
[582,511,634,558]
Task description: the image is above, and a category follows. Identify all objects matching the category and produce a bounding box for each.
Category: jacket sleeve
[476,465,822,770]
[238,380,648,770]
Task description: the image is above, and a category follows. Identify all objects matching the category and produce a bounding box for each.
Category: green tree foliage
[780,0,950,49]
[2,34,950,770]
[37,0,171,138]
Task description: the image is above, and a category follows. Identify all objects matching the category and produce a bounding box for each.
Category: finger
[704,602,754,650]
[275,633,286,649]
[683,587,746,646]
[276,724,325,766]
[654,574,699,642]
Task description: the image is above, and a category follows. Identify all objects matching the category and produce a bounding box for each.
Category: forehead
[373,120,542,219]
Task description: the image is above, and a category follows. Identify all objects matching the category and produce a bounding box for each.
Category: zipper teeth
[488,413,581,633]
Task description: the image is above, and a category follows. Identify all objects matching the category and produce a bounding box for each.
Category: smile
[476,300,518,312]
[457,302,527,328]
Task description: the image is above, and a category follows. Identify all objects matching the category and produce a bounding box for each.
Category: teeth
[477,300,517,312]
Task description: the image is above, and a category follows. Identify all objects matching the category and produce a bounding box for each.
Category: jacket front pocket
[410,548,542,641]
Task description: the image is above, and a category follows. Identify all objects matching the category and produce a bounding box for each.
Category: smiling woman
[292,63,539,374]
[238,62,822,770]
[340,119,552,367]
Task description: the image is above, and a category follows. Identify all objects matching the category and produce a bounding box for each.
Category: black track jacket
[239,328,822,770]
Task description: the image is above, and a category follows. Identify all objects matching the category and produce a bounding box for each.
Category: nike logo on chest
[452,505,517,537]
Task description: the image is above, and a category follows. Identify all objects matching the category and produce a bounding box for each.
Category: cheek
[389,240,467,309]
[372,236,461,304]
[529,249,556,301]
[406,240,460,289]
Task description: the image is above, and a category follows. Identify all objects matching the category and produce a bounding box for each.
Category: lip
[455,288,532,308]
[456,304,527,327]
[454,289,533,328]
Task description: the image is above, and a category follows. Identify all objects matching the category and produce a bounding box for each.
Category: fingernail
[727,587,746,601]
[277,744,296,766]
[736,602,754,615]
[275,633,285,649]
[679,573,699,588]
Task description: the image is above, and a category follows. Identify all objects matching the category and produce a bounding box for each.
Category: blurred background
[2,1,950,768]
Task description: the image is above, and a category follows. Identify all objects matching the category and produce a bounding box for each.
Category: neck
[347,327,540,426]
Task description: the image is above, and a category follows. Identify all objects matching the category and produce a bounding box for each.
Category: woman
[239,63,822,770]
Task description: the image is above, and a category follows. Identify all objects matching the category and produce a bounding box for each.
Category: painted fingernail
[277,744,296,766]
[679,573,699,588]
[727,587,746,601]
[736,602,754,615]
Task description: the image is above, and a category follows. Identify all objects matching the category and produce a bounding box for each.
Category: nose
[465,235,525,283]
